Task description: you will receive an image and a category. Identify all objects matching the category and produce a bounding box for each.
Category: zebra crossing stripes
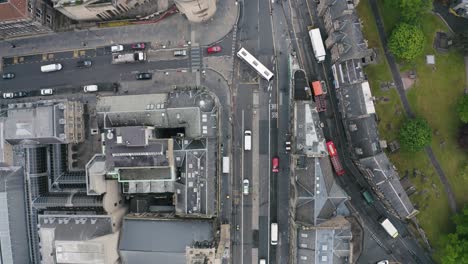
[190,47,202,71]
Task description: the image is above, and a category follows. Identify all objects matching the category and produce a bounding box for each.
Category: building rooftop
[294,70,312,100]
[294,101,327,157]
[338,82,375,118]
[0,0,28,21]
[346,116,381,158]
[119,218,214,264]
[359,153,418,219]
[331,59,365,88]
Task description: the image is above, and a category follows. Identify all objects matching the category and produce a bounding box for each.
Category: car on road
[83,85,98,92]
[40,88,54,95]
[173,49,187,56]
[111,45,124,52]
[243,179,249,195]
[377,261,389,264]
[272,157,279,173]
[76,60,92,68]
[131,43,146,50]
[207,45,222,54]
[3,91,28,99]
[2,72,15,79]
[136,72,152,80]
[285,141,291,152]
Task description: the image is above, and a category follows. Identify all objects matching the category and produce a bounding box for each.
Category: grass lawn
[357,0,466,259]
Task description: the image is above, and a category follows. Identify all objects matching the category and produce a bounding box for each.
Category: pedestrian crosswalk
[190,47,202,72]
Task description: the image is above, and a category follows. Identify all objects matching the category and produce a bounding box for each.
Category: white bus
[222,157,230,174]
[270,223,278,245]
[237,47,274,81]
[379,218,399,238]
[308,28,326,62]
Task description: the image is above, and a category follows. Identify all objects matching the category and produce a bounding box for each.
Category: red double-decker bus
[326,141,345,176]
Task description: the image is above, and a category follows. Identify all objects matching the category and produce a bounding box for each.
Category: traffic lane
[0,57,189,91]
[239,0,259,51]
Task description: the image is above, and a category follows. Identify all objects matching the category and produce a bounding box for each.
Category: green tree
[398,0,432,24]
[398,118,432,152]
[457,95,468,123]
[388,23,425,61]
[440,205,468,264]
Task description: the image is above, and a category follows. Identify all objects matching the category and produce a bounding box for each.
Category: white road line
[241,110,245,264]
[267,99,271,263]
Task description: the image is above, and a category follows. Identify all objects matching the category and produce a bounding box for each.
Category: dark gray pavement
[368,0,457,214]
[433,1,468,33]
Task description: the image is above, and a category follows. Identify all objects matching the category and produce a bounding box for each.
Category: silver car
[243,179,249,195]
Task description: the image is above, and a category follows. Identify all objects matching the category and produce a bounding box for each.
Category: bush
[457,95,468,123]
[388,23,425,61]
[399,118,432,152]
[440,205,468,264]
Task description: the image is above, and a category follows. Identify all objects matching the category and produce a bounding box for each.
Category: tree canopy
[389,23,425,61]
[440,205,468,264]
[398,118,432,152]
[457,95,468,123]
[398,0,432,24]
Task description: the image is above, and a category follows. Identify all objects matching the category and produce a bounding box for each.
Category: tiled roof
[0,0,28,21]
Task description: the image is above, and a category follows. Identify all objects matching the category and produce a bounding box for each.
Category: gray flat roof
[294,101,327,157]
[119,218,213,264]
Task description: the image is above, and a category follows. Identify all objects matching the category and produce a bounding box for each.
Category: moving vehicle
[377,261,389,264]
[2,93,13,99]
[41,63,62,73]
[83,85,98,92]
[379,218,399,238]
[237,47,274,81]
[76,60,92,68]
[222,156,229,174]
[40,88,54,95]
[243,179,249,195]
[244,130,252,151]
[136,72,152,80]
[272,157,279,173]
[326,141,345,176]
[173,49,187,56]
[270,223,278,245]
[312,81,327,112]
[111,44,124,52]
[308,28,326,62]
[207,45,222,54]
[112,52,146,64]
[131,43,145,50]
[361,190,374,205]
[2,72,15,79]
[259,259,266,264]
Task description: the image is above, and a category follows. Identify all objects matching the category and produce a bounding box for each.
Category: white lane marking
[241,110,245,264]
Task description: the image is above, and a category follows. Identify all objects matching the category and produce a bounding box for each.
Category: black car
[2,72,15,79]
[136,72,152,80]
[76,60,92,68]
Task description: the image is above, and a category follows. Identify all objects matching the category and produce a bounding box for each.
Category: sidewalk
[0,0,238,57]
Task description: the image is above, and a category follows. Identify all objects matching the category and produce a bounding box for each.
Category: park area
[357,0,468,261]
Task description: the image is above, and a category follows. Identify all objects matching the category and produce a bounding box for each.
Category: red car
[131,43,146,50]
[272,157,279,173]
[207,45,222,54]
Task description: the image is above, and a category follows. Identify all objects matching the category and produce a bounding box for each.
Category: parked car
[16,91,28,98]
[243,179,249,195]
[285,141,291,152]
[76,60,92,68]
[2,93,13,99]
[173,50,187,56]
[83,85,98,92]
[377,261,389,264]
[207,45,222,54]
[2,72,15,79]
[40,88,54,95]
[111,45,124,52]
[131,43,146,50]
[136,72,152,80]
[272,157,279,173]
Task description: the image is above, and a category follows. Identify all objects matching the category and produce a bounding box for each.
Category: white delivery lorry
[222,157,229,174]
[41,63,63,73]
[308,28,326,63]
[244,130,252,151]
[379,218,399,238]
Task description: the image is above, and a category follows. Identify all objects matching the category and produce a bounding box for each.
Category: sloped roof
[0,0,28,21]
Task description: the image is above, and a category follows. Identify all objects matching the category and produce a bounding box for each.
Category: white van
[244,130,252,151]
[41,63,62,73]
[271,223,278,245]
[83,85,98,92]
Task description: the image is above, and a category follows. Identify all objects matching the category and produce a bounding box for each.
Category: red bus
[326,141,345,176]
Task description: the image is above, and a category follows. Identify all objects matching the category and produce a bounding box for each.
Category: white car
[243,179,249,195]
[111,45,124,52]
[3,93,13,99]
[377,261,389,264]
[83,85,98,92]
[40,88,53,95]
